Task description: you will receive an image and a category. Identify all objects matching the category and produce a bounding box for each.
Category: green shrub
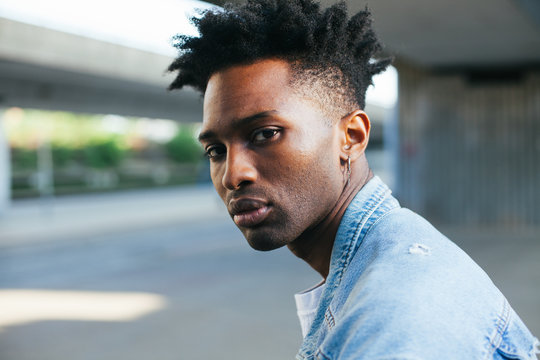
[52,145,77,168]
[165,128,203,163]
[83,140,124,169]
[11,147,37,170]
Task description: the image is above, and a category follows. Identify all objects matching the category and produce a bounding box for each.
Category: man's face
[200,59,345,251]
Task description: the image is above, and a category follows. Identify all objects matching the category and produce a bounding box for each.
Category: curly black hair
[168,0,391,113]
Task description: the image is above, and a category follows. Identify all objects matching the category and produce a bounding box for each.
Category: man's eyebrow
[198,110,278,142]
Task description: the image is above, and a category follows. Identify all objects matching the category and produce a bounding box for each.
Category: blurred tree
[83,140,124,169]
[165,127,202,163]
[10,147,37,170]
[52,145,76,168]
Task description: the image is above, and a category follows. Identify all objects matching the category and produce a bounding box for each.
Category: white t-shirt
[294,281,326,338]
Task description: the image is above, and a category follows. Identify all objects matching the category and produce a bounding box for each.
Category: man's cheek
[210,169,226,199]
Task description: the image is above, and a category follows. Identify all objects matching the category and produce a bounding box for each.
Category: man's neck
[287,164,373,279]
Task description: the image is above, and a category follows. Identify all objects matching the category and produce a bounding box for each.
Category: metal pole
[36,138,54,198]
[0,108,11,215]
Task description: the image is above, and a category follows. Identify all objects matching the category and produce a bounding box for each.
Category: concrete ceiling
[206,0,540,69]
[0,18,202,120]
[2,0,539,120]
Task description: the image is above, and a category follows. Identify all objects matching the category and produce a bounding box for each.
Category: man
[168,0,539,359]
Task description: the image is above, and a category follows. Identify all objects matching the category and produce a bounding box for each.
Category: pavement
[0,185,317,360]
[0,186,538,359]
[0,184,229,248]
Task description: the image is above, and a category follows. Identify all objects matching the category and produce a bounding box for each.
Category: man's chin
[242,228,289,251]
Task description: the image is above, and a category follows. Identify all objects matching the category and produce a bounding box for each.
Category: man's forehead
[208,59,292,87]
[202,59,295,126]
[205,60,292,102]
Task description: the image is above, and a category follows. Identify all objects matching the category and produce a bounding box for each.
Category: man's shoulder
[342,207,502,313]
[320,208,538,359]
[345,207,488,282]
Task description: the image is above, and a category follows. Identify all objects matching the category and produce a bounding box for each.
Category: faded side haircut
[168,0,391,117]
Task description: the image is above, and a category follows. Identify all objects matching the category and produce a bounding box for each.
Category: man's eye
[252,128,280,143]
[206,146,226,159]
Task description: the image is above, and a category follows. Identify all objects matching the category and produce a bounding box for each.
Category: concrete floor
[0,187,538,359]
[0,218,319,360]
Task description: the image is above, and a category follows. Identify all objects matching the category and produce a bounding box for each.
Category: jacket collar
[297,176,399,359]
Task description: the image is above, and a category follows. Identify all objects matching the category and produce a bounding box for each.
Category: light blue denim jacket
[296,176,539,360]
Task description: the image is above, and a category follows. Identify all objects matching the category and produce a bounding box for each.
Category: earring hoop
[346,156,351,186]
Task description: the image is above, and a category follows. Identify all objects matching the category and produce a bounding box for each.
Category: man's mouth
[229,198,271,227]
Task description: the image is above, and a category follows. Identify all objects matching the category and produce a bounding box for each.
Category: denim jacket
[296,176,539,360]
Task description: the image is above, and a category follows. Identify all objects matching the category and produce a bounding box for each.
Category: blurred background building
[0,1,539,359]
[0,0,539,227]
[0,0,211,206]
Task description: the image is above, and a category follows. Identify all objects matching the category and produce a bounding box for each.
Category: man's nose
[222,146,257,190]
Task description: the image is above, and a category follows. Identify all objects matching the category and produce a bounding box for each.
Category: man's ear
[339,110,371,162]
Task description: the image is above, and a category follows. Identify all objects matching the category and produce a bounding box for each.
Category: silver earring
[346,156,351,186]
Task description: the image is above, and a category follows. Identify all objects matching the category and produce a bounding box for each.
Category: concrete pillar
[36,139,54,198]
[0,109,11,215]
[396,62,540,228]
[384,98,399,194]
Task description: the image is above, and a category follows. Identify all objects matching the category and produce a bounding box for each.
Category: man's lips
[229,198,271,227]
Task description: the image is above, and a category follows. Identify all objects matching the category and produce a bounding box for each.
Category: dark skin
[200,59,372,279]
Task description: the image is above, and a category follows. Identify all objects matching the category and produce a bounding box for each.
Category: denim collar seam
[359,200,401,243]
[297,190,388,358]
[297,179,393,359]
[333,186,392,286]
[298,189,390,360]
[484,299,510,360]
